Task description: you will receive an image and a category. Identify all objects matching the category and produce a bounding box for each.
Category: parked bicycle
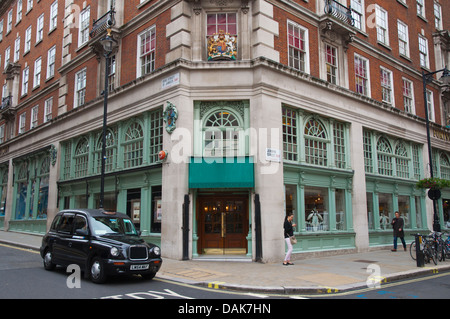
[409,232,440,265]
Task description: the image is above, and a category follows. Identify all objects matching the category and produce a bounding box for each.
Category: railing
[324,0,355,26]
[0,95,12,111]
[89,9,115,38]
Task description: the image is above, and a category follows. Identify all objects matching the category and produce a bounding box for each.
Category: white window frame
[16,0,22,23]
[46,45,56,79]
[31,105,38,129]
[27,0,33,13]
[14,37,20,62]
[434,2,443,30]
[397,20,409,58]
[426,89,435,122]
[0,19,4,42]
[351,0,365,31]
[354,53,371,97]
[7,10,12,34]
[49,1,58,31]
[418,35,429,69]
[417,0,425,18]
[380,66,394,105]
[0,124,5,143]
[25,25,32,54]
[287,20,310,74]
[36,14,44,43]
[44,97,52,122]
[375,5,389,46]
[78,6,90,47]
[19,112,26,134]
[22,66,29,96]
[74,68,87,108]
[402,78,415,114]
[33,56,41,88]
[137,26,156,78]
[325,43,338,85]
[4,47,10,69]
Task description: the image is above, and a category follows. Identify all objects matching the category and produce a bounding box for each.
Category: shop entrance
[197,194,248,255]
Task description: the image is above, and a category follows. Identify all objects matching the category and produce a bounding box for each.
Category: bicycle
[410,233,437,265]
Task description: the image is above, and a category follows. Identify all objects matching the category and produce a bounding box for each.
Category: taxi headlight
[151,246,161,256]
[110,247,120,257]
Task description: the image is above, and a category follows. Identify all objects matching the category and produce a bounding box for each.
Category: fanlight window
[124,121,144,168]
[304,118,328,166]
[203,111,241,157]
[74,137,89,178]
[377,137,393,176]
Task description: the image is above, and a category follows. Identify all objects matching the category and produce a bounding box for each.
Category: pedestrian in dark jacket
[283,212,296,265]
[391,211,406,251]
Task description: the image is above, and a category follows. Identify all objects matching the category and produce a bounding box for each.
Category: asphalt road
[1,243,449,304]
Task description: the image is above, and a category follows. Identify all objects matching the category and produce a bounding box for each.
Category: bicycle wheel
[430,245,438,265]
[410,241,417,260]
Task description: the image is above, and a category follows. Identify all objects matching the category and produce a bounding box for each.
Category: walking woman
[283,212,296,265]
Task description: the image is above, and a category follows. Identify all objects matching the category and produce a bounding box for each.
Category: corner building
[0,0,449,262]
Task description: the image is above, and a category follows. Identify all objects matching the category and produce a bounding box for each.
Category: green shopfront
[57,109,163,246]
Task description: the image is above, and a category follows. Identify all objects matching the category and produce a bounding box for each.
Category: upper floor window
[434,2,443,30]
[7,10,13,34]
[123,121,144,168]
[78,6,90,47]
[16,0,23,23]
[74,137,89,178]
[380,67,393,104]
[375,5,389,46]
[402,78,415,114]
[49,1,58,31]
[137,26,155,77]
[351,0,364,30]
[418,35,429,69]
[325,44,337,84]
[47,46,56,79]
[288,21,309,73]
[355,54,370,96]
[206,13,237,61]
[75,68,86,107]
[417,0,425,18]
[19,112,26,134]
[397,21,409,58]
[36,14,44,43]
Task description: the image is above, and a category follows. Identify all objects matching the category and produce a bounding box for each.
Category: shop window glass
[397,195,410,228]
[378,192,393,230]
[305,186,329,232]
[335,189,346,230]
[304,118,328,166]
[367,192,374,230]
[415,196,423,229]
[285,184,297,217]
[443,198,450,229]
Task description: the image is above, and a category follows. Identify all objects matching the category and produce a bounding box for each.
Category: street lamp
[99,29,118,209]
[422,66,450,232]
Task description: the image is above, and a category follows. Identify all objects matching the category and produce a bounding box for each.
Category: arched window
[124,121,144,168]
[395,142,409,179]
[74,137,89,178]
[440,153,450,180]
[203,110,242,157]
[95,127,117,173]
[37,156,50,219]
[377,137,393,176]
[304,118,328,166]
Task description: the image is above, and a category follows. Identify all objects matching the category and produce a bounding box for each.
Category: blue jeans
[394,236,406,250]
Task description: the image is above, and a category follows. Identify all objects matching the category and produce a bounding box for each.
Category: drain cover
[353,260,378,263]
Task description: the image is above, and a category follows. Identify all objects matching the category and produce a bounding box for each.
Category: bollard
[415,234,424,267]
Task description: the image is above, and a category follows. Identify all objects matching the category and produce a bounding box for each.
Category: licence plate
[130,264,149,270]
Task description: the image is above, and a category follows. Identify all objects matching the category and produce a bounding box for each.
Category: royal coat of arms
[207,31,237,61]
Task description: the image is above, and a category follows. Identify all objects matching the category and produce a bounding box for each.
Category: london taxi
[40,209,162,283]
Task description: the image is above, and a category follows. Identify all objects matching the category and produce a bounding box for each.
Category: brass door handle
[221,212,226,238]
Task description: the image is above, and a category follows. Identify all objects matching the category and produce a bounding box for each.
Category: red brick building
[0,0,449,261]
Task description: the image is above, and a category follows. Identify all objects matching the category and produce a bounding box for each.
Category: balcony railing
[89,9,115,38]
[324,0,355,26]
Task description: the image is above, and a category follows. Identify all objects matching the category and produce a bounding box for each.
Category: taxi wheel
[43,249,56,270]
[90,257,107,284]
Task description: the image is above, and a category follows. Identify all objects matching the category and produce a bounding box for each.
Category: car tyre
[43,249,56,271]
[141,272,156,280]
[90,257,107,284]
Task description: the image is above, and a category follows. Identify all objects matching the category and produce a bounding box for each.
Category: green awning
[189,156,254,188]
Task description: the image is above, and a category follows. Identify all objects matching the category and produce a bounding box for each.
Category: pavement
[1,230,450,296]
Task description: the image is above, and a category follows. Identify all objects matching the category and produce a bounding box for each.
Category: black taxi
[40,209,162,283]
